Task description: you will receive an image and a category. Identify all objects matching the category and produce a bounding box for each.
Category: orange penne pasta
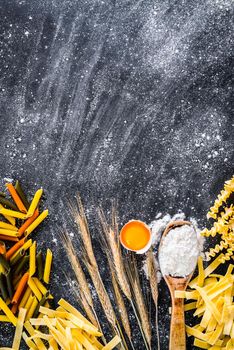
[5,237,26,260]
[18,209,39,236]
[6,183,27,213]
[12,272,29,304]
[0,235,19,242]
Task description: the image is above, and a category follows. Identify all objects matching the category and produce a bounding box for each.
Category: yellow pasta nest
[201,176,234,262]
[177,256,234,349]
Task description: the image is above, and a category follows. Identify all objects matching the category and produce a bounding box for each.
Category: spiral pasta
[205,241,229,261]
[207,176,234,219]
[203,176,234,262]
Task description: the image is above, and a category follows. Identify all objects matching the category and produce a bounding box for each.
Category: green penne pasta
[36,251,43,280]
[0,254,10,272]
[32,292,49,318]
[14,255,29,276]
[5,270,13,299]
[0,197,18,211]
[15,180,30,210]
[10,249,25,266]
[0,273,8,301]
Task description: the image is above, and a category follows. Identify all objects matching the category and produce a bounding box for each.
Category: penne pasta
[0,297,17,326]
[43,249,52,284]
[12,272,29,304]
[19,286,31,309]
[18,209,39,237]
[10,239,32,263]
[0,204,15,225]
[26,297,38,321]
[0,222,17,231]
[29,242,36,277]
[25,210,48,236]
[15,181,30,210]
[28,278,42,301]
[27,189,43,218]
[6,183,27,213]
[0,208,27,220]
[6,238,25,260]
[0,229,19,237]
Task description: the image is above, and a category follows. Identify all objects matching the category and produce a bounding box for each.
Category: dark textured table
[0,0,233,349]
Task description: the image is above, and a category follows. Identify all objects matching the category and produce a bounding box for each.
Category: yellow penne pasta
[0,297,17,326]
[19,287,31,309]
[29,242,36,277]
[24,294,34,312]
[28,278,42,301]
[25,209,48,236]
[27,189,43,218]
[0,221,17,231]
[32,277,53,299]
[0,204,16,225]
[43,248,52,284]
[10,239,32,262]
[26,297,38,321]
[0,208,27,219]
[0,229,19,237]
[0,315,10,322]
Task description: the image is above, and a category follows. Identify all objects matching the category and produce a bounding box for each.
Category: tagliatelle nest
[201,176,234,262]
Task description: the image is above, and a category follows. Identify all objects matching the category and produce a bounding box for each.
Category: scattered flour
[159,225,200,277]
[149,212,186,245]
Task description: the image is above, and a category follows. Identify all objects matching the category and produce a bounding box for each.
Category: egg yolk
[120,221,150,251]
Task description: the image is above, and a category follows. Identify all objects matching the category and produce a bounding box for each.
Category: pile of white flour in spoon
[143,212,204,280]
[159,224,200,277]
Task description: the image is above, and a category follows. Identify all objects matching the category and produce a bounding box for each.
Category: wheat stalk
[61,231,93,308]
[126,256,151,350]
[133,279,151,347]
[146,251,158,307]
[146,250,160,350]
[98,209,131,300]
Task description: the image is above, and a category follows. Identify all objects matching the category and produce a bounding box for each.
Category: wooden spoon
[159,220,195,350]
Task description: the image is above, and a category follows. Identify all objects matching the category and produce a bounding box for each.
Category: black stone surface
[0,0,233,349]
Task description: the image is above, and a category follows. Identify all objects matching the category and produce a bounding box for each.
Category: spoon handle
[170,295,186,350]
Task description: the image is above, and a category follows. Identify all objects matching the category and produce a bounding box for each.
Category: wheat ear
[69,196,97,268]
[61,231,93,308]
[133,279,151,347]
[98,209,131,300]
[126,256,151,350]
[85,259,116,328]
